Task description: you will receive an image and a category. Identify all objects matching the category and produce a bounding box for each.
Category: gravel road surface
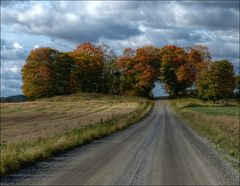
[1,101,239,185]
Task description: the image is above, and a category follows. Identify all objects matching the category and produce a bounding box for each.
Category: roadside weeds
[169,98,240,173]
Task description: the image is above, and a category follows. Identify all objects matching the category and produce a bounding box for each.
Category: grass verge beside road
[170,98,239,172]
[0,95,152,175]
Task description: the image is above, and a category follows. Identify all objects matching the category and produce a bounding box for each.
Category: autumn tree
[22,42,236,100]
[117,48,137,95]
[133,46,160,96]
[196,60,235,101]
[21,48,74,99]
[176,45,211,93]
[21,48,57,98]
[117,46,160,97]
[69,42,104,93]
[159,45,190,96]
[187,45,211,62]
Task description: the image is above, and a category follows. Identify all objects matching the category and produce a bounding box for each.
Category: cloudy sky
[1,1,239,97]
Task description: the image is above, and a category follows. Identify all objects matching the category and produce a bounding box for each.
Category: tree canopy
[21,42,237,100]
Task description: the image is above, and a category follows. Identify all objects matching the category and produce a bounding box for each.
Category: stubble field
[0,93,152,175]
[0,93,142,143]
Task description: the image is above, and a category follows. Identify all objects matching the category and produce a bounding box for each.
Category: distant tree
[69,42,104,93]
[159,45,189,96]
[196,60,235,101]
[22,48,58,99]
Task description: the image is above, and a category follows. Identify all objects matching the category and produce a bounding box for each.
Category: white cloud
[4,66,19,73]
[33,45,39,49]
[13,42,23,50]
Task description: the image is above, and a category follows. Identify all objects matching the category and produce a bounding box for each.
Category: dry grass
[0,93,153,175]
[1,93,141,143]
[170,98,240,171]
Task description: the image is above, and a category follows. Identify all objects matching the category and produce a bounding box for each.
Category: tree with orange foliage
[21,48,73,99]
[134,46,160,96]
[22,42,230,99]
[118,46,160,97]
[21,48,56,98]
[69,42,104,93]
[176,45,211,93]
[159,45,189,95]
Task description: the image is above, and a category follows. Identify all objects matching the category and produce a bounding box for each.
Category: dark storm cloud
[183,1,239,10]
[1,1,239,43]
[184,6,238,30]
[1,1,142,43]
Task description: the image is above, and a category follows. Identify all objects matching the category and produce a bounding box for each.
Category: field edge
[0,99,153,175]
[169,99,240,173]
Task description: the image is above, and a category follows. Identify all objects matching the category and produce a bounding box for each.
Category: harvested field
[0,93,143,143]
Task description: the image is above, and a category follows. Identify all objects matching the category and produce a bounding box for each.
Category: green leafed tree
[53,52,74,95]
[99,44,121,94]
[196,60,235,101]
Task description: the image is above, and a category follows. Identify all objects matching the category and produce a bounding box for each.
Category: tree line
[21,42,239,101]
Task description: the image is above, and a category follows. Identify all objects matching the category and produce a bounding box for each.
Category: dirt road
[1,101,238,185]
